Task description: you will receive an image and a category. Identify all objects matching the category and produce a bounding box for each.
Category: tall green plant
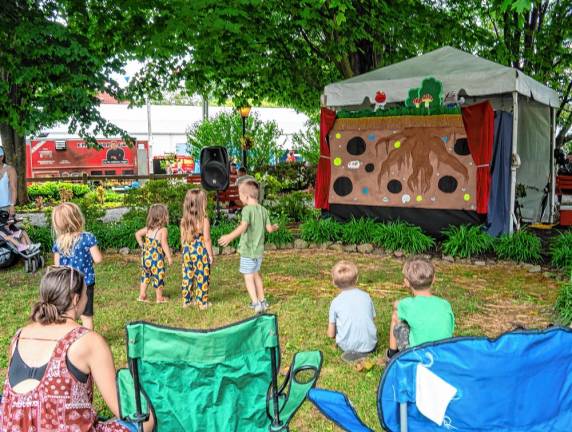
[551,231,572,271]
[300,218,343,244]
[555,279,572,326]
[340,218,379,245]
[186,111,283,173]
[494,230,542,263]
[441,225,493,258]
[292,117,320,166]
[373,221,435,254]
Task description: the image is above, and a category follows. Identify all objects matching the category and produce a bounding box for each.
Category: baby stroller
[0,210,43,272]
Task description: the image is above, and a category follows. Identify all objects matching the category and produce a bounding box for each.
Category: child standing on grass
[180,190,214,310]
[136,204,173,304]
[219,180,278,314]
[52,202,102,330]
[387,256,455,359]
[327,261,377,363]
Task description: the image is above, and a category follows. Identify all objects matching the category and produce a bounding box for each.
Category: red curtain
[314,107,337,210]
[461,101,494,214]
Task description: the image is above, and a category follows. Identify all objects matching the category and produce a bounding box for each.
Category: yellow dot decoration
[333,157,342,166]
[463,193,471,201]
[416,195,423,202]
[335,133,342,139]
[394,140,401,149]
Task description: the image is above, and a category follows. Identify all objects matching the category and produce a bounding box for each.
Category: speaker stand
[214,191,222,225]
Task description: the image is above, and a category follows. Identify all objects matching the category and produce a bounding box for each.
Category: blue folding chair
[309,327,572,431]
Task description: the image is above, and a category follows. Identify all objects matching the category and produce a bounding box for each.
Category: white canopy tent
[322,46,560,230]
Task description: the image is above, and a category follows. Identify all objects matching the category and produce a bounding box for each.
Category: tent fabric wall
[516,98,551,222]
[315,108,337,210]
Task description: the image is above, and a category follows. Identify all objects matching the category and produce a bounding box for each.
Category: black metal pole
[241,116,247,170]
[131,358,145,432]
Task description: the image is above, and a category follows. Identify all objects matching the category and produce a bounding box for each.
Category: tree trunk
[0,123,29,205]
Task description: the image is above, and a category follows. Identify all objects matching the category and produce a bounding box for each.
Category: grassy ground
[0,250,562,431]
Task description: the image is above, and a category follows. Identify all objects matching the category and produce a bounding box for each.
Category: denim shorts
[116,420,139,432]
[239,256,263,274]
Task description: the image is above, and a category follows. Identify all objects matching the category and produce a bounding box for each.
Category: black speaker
[200,146,230,190]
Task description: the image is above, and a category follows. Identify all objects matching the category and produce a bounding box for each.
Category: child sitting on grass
[218,180,278,314]
[327,261,377,363]
[387,256,455,359]
[135,204,173,304]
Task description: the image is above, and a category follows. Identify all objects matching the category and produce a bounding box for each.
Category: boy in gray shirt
[327,261,377,363]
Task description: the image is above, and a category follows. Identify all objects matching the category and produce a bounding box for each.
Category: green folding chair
[116,314,322,431]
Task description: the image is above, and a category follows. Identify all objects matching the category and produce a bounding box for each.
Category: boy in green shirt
[219,180,278,314]
[387,257,455,359]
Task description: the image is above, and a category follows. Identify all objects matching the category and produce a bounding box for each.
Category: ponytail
[31,301,65,325]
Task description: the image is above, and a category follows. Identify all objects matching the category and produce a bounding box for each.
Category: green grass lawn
[0,250,561,431]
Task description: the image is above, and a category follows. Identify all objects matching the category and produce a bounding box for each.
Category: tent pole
[400,402,408,432]
[509,91,519,233]
[549,107,556,223]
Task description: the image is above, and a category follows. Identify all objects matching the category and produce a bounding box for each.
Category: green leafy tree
[125,0,467,113]
[186,111,283,173]
[292,117,320,166]
[0,0,150,203]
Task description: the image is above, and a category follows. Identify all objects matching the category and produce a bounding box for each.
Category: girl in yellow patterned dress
[180,190,214,310]
[135,204,173,303]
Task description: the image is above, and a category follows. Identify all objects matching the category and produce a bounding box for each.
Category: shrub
[74,195,105,222]
[373,220,434,254]
[292,117,320,166]
[210,220,240,249]
[494,230,542,263]
[555,279,572,325]
[88,219,140,250]
[340,218,379,245]
[28,182,90,200]
[187,111,283,173]
[265,191,317,223]
[267,217,294,246]
[300,217,343,244]
[551,231,572,271]
[124,180,196,225]
[27,225,52,253]
[441,225,494,258]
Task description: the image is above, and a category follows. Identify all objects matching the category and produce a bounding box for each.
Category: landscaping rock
[442,255,455,263]
[526,264,541,273]
[373,247,386,256]
[357,243,374,254]
[222,247,236,255]
[265,243,277,251]
[474,260,486,266]
[212,246,220,256]
[393,250,404,258]
[343,244,357,253]
[119,247,130,256]
[320,242,333,250]
[329,243,344,252]
[543,272,553,279]
[308,243,318,249]
[486,259,496,265]
[294,239,308,249]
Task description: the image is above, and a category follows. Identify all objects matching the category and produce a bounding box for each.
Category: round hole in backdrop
[365,163,375,173]
[347,137,366,156]
[387,179,402,194]
[333,176,353,197]
[438,175,458,193]
[454,138,470,156]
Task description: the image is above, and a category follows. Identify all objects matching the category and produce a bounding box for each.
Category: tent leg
[400,402,408,432]
[509,91,519,233]
[549,107,556,223]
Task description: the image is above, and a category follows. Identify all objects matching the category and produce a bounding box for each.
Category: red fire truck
[26,139,148,178]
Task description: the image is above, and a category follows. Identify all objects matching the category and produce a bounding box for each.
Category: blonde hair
[331,261,358,289]
[146,204,169,230]
[180,189,207,243]
[52,202,85,256]
[403,256,435,290]
[31,266,85,325]
[239,180,259,200]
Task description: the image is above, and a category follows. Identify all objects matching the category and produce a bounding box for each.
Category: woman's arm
[135,227,147,248]
[203,218,214,263]
[160,228,173,265]
[7,166,17,215]
[90,245,103,264]
[53,252,60,266]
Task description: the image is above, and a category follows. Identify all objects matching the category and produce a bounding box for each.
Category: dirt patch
[460,298,554,337]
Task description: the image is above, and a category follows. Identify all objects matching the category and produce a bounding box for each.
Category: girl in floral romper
[136,204,173,303]
[180,190,214,310]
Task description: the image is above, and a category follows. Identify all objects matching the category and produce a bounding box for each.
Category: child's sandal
[137,297,150,303]
[198,302,212,310]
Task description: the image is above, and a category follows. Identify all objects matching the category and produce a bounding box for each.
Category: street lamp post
[239,106,251,170]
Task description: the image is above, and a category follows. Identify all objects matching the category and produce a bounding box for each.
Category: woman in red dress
[0,266,154,431]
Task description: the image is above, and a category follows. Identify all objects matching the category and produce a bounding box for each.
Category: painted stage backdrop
[328,114,476,211]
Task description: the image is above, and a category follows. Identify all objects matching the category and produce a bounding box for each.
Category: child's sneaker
[254,302,264,314]
[261,299,269,310]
